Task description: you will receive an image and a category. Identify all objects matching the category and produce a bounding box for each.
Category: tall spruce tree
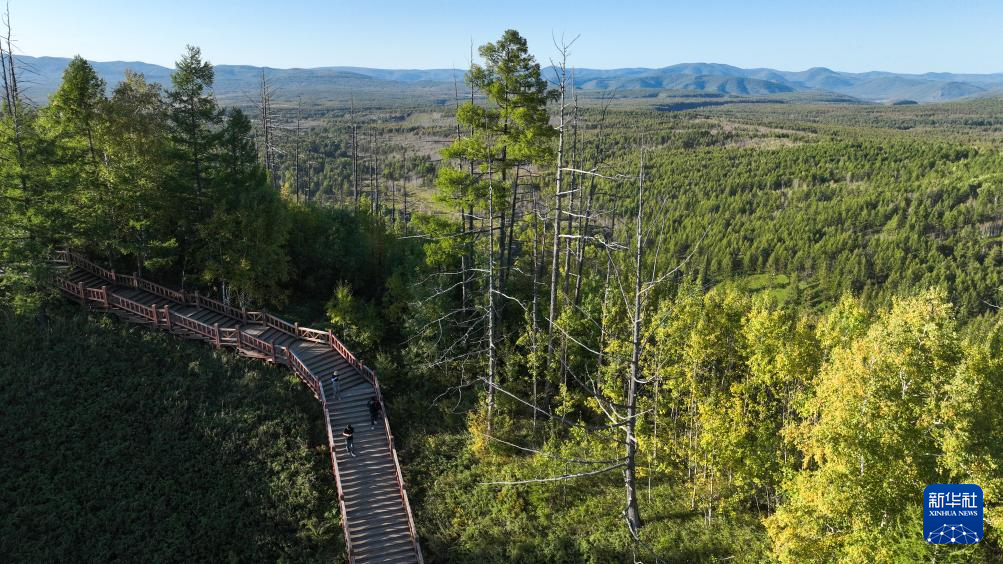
[38,56,109,254]
[166,45,222,282]
[104,70,169,274]
[198,108,290,305]
[436,29,555,432]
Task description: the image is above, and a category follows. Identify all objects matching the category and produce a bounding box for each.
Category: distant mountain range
[17,55,1003,104]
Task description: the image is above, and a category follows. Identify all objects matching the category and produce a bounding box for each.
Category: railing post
[100,285,109,308]
[213,323,221,346]
[132,272,139,288]
[164,305,172,330]
[77,282,86,306]
[294,322,299,336]
[194,291,201,310]
[241,307,247,323]
[150,303,158,327]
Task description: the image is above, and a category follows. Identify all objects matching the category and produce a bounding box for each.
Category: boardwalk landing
[55,251,422,564]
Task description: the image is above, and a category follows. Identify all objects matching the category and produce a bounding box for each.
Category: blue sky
[12,0,1003,73]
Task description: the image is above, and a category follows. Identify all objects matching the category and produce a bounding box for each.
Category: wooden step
[60,263,422,563]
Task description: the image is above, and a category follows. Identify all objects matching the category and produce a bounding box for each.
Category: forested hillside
[3,20,1003,563]
[20,54,1003,103]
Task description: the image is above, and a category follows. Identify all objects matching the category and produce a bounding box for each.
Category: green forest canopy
[2,30,1003,563]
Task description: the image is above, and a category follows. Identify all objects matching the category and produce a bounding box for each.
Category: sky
[12,0,1003,74]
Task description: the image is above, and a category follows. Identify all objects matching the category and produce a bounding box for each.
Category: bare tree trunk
[257,70,277,190]
[598,213,615,369]
[486,155,497,434]
[371,127,379,213]
[573,98,611,306]
[501,166,519,290]
[351,98,359,209]
[563,72,578,299]
[624,151,645,537]
[460,209,469,312]
[531,180,541,429]
[451,72,469,314]
[557,78,578,386]
[294,97,302,202]
[402,180,409,236]
[546,62,567,358]
[1,9,27,196]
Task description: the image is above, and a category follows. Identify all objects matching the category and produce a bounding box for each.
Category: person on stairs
[331,371,340,400]
[343,424,355,456]
[368,395,382,430]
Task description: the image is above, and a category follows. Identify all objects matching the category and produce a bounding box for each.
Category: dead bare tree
[546,38,575,359]
[1,2,28,195]
[485,150,497,433]
[623,149,646,536]
[256,69,278,191]
[573,93,614,306]
[293,97,303,202]
[351,97,360,209]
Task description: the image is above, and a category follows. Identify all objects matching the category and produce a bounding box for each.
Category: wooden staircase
[54,251,423,564]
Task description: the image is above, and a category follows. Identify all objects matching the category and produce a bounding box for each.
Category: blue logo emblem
[923,484,983,544]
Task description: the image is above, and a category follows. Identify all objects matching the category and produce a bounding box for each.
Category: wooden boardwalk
[55,251,422,564]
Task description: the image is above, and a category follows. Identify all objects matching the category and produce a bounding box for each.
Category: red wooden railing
[56,249,115,281]
[235,328,277,361]
[56,276,82,298]
[194,292,250,322]
[362,365,422,561]
[320,378,357,564]
[284,346,321,400]
[108,292,157,322]
[165,308,215,339]
[54,250,422,562]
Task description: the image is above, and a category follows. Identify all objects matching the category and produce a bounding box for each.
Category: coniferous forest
[2,12,1003,564]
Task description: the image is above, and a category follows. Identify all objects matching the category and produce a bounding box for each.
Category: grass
[0,305,344,562]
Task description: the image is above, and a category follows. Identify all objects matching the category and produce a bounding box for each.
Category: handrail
[108,292,157,323]
[284,347,320,400]
[371,368,423,562]
[167,309,215,339]
[218,327,238,345]
[196,293,250,322]
[56,250,422,562]
[297,326,328,343]
[56,249,116,281]
[57,250,378,378]
[129,276,186,303]
[264,312,297,335]
[55,277,82,298]
[320,379,356,564]
[236,329,275,358]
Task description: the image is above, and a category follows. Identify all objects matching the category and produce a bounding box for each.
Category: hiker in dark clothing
[330,371,340,400]
[342,424,355,456]
[368,396,382,430]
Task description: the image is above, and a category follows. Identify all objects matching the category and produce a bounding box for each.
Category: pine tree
[197,108,291,305]
[38,56,109,253]
[103,70,169,274]
[166,45,222,282]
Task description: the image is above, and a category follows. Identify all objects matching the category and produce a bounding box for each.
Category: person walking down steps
[331,370,340,400]
[368,395,383,430]
[343,424,355,456]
